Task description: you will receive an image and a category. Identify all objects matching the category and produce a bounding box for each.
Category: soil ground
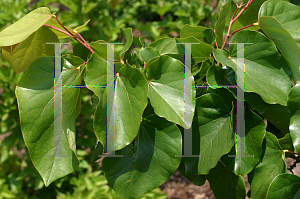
[159,157,300,199]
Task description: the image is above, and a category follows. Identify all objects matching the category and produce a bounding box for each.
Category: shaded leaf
[102,115,181,199]
[287,82,300,154]
[206,161,246,199]
[183,93,234,175]
[248,132,287,199]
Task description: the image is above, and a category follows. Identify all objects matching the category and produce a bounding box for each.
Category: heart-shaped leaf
[0,7,52,46]
[15,57,81,186]
[102,114,182,199]
[85,53,148,152]
[146,55,196,128]
[213,30,292,106]
[183,93,234,175]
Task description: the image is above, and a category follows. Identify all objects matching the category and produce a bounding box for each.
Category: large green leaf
[2,26,58,73]
[221,103,266,176]
[259,16,300,83]
[206,161,246,199]
[183,93,234,175]
[266,173,300,199]
[213,30,292,106]
[180,25,215,44]
[102,115,182,199]
[0,7,52,46]
[287,82,300,154]
[146,55,196,128]
[248,132,287,199]
[15,57,81,186]
[259,0,300,49]
[85,53,148,151]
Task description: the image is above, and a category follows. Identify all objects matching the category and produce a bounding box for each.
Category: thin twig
[76,31,94,54]
[43,24,73,37]
[54,15,94,54]
[229,24,254,37]
[215,39,219,49]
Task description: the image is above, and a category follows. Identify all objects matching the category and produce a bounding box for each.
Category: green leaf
[262,104,290,137]
[259,0,300,49]
[244,92,268,114]
[62,54,85,66]
[287,82,300,154]
[180,25,215,44]
[90,40,121,61]
[148,38,181,55]
[278,133,294,152]
[146,55,196,128]
[248,132,287,199]
[266,173,300,199]
[0,7,52,46]
[139,47,160,63]
[15,57,81,186]
[259,16,300,83]
[207,64,236,86]
[85,53,148,151]
[2,26,58,73]
[119,28,133,58]
[206,162,246,199]
[177,160,206,186]
[102,115,181,199]
[221,103,266,176]
[183,93,234,175]
[176,37,213,64]
[215,0,232,45]
[213,30,292,106]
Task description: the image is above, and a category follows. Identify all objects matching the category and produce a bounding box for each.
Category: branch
[54,15,94,54]
[43,24,73,37]
[229,24,254,37]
